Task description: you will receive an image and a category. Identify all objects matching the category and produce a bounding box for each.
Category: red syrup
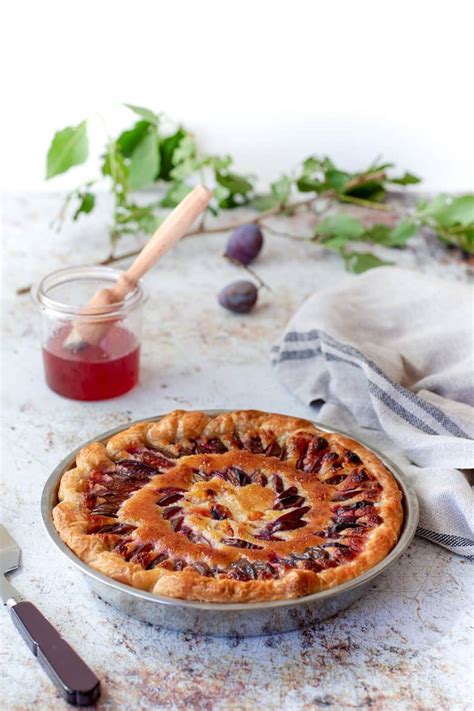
[42,323,140,400]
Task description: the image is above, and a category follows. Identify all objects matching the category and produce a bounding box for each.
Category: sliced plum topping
[278,486,298,499]
[346,536,366,552]
[146,552,169,569]
[126,446,175,470]
[192,562,213,577]
[190,469,205,482]
[350,469,371,483]
[222,537,263,550]
[231,434,244,449]
[253,562,278,579]
[130,543,155,566]
[324,474,347,486]
[252,471,268,487]
[171,516,184,532]
[273,474,285,494]
[115,460,161,477]
[332,489,364,501]
[274,495,306,510]
[195,437,228,454]
[179,525,209,545]
[265,506,310,534]
[302,559,325,573]
[210,504,230,520]
[330,522,365,532]
[225,466,252,486]
[320,451,340,468]
[162,505,183,520]
[85,460,157,517]
[265,441,282,459]
[226,558,257,581]
[271,518,306,533]
[89,522,136,536]
[156,489,185,506]
[294,435,312,470]
[299,436,329,473]
[254,531,283,541]
[113,538,136,561]
[346,450,362,465]
[247,435,264,454]
[333,500,373,513]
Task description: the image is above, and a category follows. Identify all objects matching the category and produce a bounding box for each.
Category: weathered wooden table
[1,192,472,710]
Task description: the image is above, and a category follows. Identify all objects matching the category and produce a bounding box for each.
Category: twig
[338,194,395,211]
[15,172,400,295]
[345,169,386,190]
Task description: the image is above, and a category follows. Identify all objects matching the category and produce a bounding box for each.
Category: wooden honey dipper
[65,185,212,351]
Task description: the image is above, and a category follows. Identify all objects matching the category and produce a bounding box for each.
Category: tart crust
[53,410,403,603]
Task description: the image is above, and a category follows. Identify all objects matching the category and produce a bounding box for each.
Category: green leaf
[160,181,192,208]
[435,195,474,227]
[124,104,160,124]
[200,154,233,171]
[128,127,159,190]
[345,180,385,201]
[296,176,325,193]
[172,135,198,165]
[362,224,392,243]
[117,121,150,157]
[116,202,162,234]
[416,193,449,218]
[344,251,392,273]
[319,235,353,250]
[301,156,321,175]
[296,155,336,193]
[46,120,88,179]
[417,194,474,226]
[159,128,187,181]
[73,191,95,220]
[316,214,365,240]
[434,225,474,253]
[101,142,129,197]
[389,171,421,186]
[326,170,350,192]
[387,219,417,246]
[215,171,253,195]
[169,135,198,180]
[270,175,292,205]
[252,194,281,211]
[360,220,417,247]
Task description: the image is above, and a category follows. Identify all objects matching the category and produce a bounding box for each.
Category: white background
[1,0,473,192]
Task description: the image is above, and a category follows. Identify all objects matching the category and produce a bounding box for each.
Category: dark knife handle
[10,601,101,706]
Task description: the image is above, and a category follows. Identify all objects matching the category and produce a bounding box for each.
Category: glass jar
[32,266,147,401]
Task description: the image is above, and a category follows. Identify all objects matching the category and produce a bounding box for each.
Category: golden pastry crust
[53,410,403,603]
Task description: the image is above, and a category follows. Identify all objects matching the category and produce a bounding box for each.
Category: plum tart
[53,410,403,603]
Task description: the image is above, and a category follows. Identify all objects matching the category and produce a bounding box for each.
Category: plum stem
[223,255,271,292]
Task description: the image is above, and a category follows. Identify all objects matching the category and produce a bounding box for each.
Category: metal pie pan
[41,411,419,636]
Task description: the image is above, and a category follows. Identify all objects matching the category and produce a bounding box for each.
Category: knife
[0,524,101,706]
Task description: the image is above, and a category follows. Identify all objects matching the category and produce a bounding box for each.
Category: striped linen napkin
[272,267,474,558]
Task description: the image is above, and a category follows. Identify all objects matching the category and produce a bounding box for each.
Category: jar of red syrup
[32,266,147,401]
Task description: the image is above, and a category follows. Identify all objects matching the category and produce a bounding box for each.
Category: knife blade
[0,524,23,604]
[0,524,101,706]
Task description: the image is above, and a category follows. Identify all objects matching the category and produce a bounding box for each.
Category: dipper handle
[113,185,212,299]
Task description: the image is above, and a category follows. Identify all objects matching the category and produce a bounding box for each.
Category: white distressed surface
[1,192,473,710]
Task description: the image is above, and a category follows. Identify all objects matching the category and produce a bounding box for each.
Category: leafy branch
[42,105,473,277]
